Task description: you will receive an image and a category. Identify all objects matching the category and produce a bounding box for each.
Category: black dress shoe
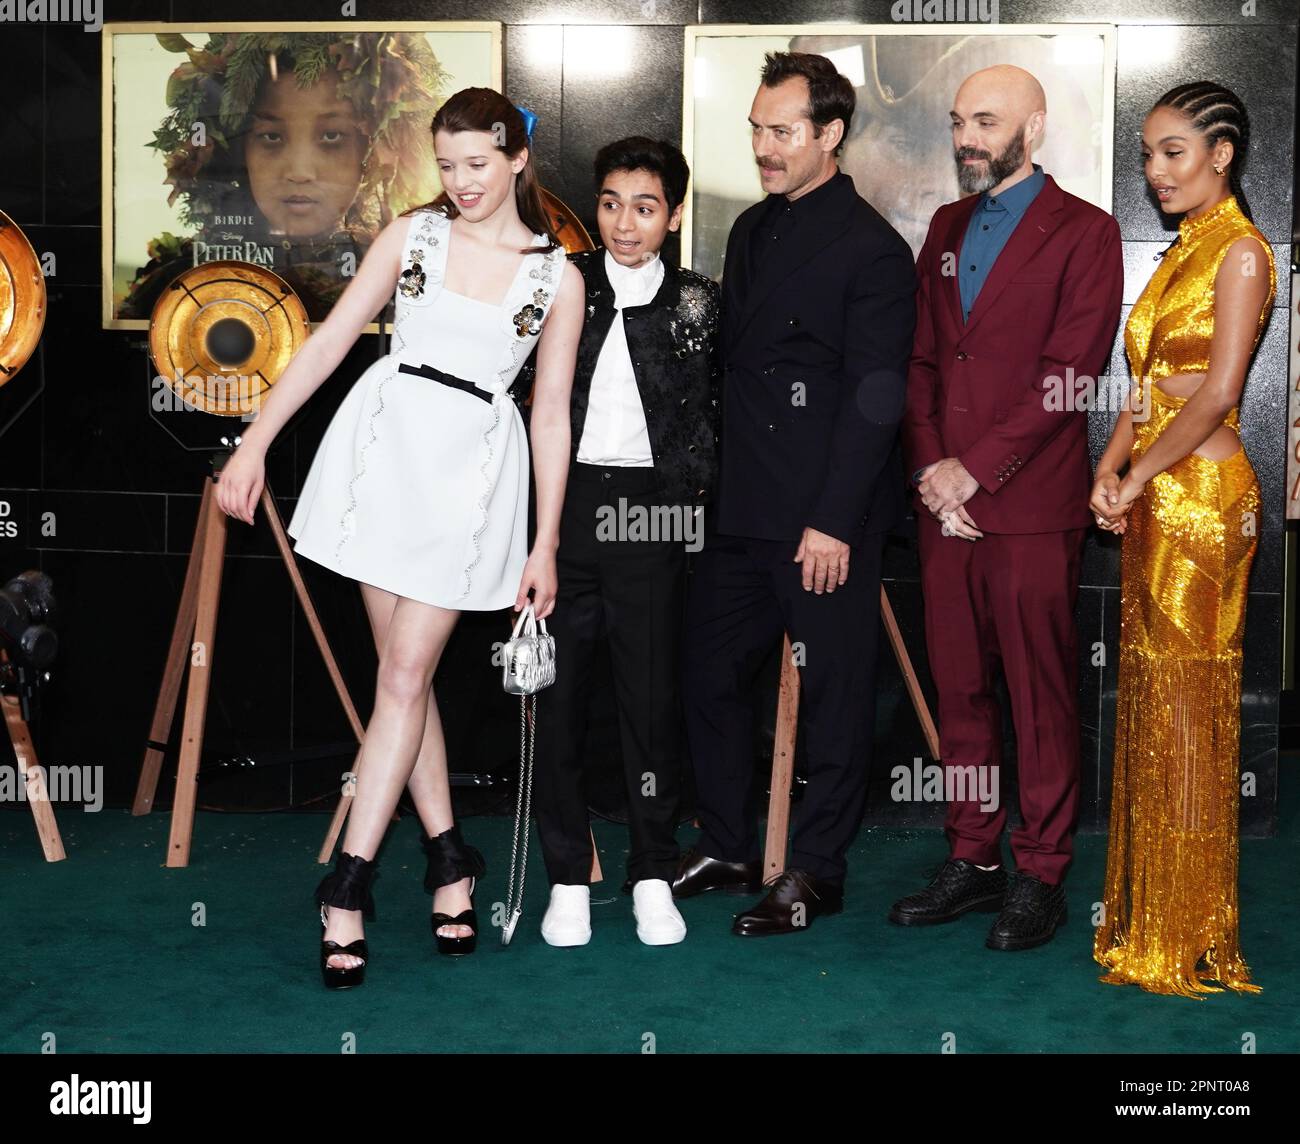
[731,869,843,937]
[671,846,762,898]
[888,858,1006,926]
[985,870,1067,951]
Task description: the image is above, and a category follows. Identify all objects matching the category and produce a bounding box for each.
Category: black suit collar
[726,168,858,352]
[755,166,850,222]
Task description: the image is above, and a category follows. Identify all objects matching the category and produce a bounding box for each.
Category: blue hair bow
[514,104,538,143]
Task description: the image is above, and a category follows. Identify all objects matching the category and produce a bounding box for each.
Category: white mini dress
[287,207,567,610]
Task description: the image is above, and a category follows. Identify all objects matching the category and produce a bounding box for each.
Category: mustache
[757,160,785,170]
[955,147,993,161]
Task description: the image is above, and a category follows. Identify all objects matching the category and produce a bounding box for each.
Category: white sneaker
[632,879,687,946]
[541,884,591,947]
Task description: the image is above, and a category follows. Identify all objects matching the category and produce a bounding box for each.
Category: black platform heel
[422,824,485,956]
[315,851,378,989]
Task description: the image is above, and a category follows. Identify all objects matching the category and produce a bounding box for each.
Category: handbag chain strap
[501,690,536,944]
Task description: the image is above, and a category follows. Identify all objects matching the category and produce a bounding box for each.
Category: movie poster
[102,22,501,330]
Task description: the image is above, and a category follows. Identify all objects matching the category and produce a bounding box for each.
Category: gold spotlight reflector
[149,260,310,417]
[541,187,596,255]
[0,209,47,388]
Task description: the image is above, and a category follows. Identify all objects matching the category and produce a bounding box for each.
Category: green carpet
[3,782,1294,1054]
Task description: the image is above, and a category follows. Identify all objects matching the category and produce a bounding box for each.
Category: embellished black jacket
[517,247,722,507]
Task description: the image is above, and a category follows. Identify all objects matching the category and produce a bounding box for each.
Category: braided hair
[1153,81,1255,222]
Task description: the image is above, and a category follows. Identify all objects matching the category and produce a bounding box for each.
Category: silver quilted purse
[502,602,556,695]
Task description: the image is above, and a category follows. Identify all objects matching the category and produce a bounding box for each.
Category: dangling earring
[1213,164,1225,177]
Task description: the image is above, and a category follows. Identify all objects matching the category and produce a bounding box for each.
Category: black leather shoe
[888,858,1006,926]
[985,870,1067,951]
[731,869,843,937]
[671,846,762,898]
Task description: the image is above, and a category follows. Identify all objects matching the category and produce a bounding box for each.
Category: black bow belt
[397,361,494,404]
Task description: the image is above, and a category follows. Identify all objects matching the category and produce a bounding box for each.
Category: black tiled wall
[0,2,1293,836]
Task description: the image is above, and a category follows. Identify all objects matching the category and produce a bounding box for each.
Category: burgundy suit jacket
[902,173,1123,533]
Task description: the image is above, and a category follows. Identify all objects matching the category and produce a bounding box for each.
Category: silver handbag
[502,601,556,694]
[500,602,556,944]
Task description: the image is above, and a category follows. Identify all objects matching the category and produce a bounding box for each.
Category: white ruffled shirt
[575,248,665,466]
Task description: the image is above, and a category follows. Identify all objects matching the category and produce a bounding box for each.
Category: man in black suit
[673,51,916,935]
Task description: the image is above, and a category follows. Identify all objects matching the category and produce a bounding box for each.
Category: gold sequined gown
[1093,195,1274,998]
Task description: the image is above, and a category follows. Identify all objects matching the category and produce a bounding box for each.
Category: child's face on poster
[242,69,369,237]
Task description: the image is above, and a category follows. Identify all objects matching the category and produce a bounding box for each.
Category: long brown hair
[399,87,561,254]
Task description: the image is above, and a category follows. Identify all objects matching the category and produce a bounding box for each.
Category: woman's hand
[1115,472,1146,509]
[1092,467,1144,535]
[214,444,266,525]
[1089,469,1126,532]
[515,545,558,619]
[1098,511,1129,535]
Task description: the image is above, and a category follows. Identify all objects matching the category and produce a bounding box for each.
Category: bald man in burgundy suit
[893,66,1122,951]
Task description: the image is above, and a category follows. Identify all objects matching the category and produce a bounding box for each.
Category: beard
[955,128,1028,194]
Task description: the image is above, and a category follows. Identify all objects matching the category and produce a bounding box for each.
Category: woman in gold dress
[1090,82,1274,998]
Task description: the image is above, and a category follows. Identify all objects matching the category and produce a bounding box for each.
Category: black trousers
[681,521,885,887]
[533,461,687,885]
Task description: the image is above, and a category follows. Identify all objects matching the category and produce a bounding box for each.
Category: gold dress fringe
[1093,195,1274,998]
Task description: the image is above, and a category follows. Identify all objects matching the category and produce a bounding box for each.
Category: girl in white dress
[216,89,583,987]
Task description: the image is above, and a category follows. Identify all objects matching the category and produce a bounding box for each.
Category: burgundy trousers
[916,513,1087,885]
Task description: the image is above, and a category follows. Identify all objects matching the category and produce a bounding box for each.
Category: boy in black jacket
[532,137,721,946]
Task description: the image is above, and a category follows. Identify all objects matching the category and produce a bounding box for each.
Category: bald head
[950,66,1046,195]
[955,65,1047,123]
